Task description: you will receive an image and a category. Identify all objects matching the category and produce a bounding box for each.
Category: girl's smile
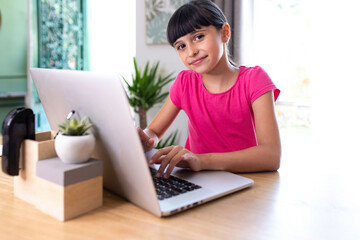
[189,55,208,66]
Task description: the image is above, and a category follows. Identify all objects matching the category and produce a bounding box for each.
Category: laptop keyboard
[150,168,202,200]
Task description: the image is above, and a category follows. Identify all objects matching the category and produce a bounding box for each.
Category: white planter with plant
[55,117,95,164]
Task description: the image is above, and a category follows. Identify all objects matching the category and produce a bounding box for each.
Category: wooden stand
[14,131,103,221]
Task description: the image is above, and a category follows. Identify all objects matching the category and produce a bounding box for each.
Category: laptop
[30,68,254,217]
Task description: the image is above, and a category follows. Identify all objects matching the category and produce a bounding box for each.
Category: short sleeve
[169,70,186,109]
[247,66,280,104]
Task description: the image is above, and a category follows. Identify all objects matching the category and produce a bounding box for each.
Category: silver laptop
[30,68,254,217]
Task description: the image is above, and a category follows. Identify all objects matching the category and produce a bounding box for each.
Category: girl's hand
[149,145,202,178]
[137,127,158,152]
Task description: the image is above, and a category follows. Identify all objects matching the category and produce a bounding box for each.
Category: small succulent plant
[58,117,93,136]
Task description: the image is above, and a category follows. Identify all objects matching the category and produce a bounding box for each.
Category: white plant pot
[55,133,95,164]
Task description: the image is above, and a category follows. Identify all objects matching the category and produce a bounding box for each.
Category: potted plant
[55,116,95,164]
[122,58,175,129]
[156,130,178,149]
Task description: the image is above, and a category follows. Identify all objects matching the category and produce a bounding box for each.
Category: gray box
[36,157,102,186]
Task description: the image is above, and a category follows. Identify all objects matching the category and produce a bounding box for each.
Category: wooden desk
[0,131,359,239]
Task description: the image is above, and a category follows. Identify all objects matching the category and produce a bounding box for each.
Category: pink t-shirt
[169,66,280,154]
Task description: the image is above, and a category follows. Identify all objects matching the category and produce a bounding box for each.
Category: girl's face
[173,24,229,75]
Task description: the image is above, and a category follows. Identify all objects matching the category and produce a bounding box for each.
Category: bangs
[167,4,220,46]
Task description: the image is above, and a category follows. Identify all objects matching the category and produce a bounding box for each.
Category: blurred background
[1,0,359,171]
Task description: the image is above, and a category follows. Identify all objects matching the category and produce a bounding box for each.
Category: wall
[88,0,135,78]
[136,0,188,145]
[0,0,28,133]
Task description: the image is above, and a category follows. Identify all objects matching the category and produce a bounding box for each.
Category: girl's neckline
[200,66,244,95]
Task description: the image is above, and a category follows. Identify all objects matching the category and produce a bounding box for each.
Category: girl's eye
[195,34,204,41]
[177,44,186,50]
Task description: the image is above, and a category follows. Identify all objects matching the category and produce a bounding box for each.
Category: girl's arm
[200,90,281,172]
[151,91,281,177]
[138,96,180,152]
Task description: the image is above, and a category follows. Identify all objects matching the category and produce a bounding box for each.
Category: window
[253,0,311,134]
[253,1,360,169]
[33,0,87,131]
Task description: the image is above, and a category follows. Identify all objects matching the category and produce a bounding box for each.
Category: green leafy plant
[156,131,179,149]
[58,117,93,136]
[122,58,175,129]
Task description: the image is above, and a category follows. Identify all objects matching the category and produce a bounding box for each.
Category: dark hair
[167,0,227,46]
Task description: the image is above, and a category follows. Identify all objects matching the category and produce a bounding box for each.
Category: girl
[138,0,281,178]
